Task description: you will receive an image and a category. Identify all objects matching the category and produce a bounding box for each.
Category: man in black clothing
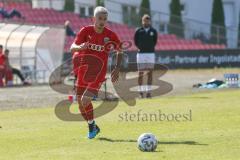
[134,14,158,98]
[64,20,76,37]
[0,7,25,19]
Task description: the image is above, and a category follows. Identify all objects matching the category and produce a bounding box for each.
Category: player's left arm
[110,32,123,83]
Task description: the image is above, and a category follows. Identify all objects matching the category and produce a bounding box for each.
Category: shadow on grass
[187,96,210,99]
[98,137,208,146]
[176,96,211,99]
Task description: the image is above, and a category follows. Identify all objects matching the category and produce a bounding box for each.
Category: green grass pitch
[0,90,240,160]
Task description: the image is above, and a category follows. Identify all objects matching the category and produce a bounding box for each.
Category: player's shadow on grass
[98,137,208,146]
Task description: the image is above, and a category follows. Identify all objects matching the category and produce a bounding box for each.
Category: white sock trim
[88,120,94,124]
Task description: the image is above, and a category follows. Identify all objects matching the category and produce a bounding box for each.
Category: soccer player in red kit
[70,6,122,139]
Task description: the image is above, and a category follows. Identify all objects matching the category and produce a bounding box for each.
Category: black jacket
[134,26,158,53]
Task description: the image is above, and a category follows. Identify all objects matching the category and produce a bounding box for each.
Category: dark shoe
[146,93,152,98]
[139,92,144,98]
[23,81,31,85]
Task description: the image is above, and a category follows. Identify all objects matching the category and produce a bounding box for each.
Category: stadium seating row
[0,2,226,52]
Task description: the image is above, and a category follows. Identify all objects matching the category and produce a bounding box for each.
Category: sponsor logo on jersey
[104,37,110,44]
[88,43,105,52]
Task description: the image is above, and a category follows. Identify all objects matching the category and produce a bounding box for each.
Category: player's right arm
[134,28,140,49]
[70,42,88,52]
[70,27,88,52]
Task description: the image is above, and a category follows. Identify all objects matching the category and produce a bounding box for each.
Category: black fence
[62,49,240,75]
[125,49,240,69]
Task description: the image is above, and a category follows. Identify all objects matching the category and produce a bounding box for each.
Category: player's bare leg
[138,71,144,98]
[77,88,100,139]
[146,70,153,98]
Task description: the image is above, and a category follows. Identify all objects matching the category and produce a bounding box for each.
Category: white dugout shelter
[0,22,65,83]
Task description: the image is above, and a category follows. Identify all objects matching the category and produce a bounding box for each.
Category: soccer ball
[137,133,158,152]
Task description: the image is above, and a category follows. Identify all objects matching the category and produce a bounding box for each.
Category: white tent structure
[0,23,65,83]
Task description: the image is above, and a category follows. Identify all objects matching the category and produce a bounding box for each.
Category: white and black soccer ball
[137,133,158,152]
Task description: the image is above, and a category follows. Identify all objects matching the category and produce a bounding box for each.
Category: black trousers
[12,68,25,82]
[1,9,22,19]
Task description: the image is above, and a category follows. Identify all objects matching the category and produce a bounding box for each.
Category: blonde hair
[94,6,108,17]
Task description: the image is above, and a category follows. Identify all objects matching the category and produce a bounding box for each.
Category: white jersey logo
[88,43,104,52]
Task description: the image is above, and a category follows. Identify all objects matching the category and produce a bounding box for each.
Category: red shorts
[76,81,103,96]
[5,68,13,81]
[72,52,107,96]
[74,60,106,96]
[0,65,5,77]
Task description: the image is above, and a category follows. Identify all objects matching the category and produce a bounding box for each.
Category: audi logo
[86,41,132,52]
[88,43,105,52]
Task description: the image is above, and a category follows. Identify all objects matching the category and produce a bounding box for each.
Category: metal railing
[105,0,238,48]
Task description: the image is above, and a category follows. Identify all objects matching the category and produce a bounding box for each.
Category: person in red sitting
[0,45,6,87]
[4,49,31,86]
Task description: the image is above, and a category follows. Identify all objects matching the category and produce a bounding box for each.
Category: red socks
[79,102,94,121]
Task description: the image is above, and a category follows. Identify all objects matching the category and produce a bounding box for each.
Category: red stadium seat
[1,1,227,52]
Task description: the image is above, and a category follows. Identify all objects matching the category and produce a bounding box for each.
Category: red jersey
[73,25,120,87]
[0,53,6,67]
